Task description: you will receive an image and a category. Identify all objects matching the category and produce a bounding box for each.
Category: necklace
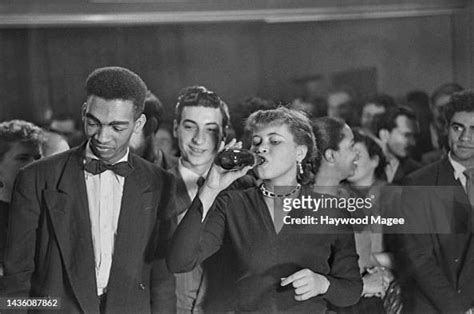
[259,183,301,198]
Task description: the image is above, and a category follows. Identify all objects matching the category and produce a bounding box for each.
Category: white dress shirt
[448,151,467,191]
[84,143,127,296]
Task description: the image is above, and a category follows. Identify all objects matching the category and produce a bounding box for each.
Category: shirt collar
[177,157,209,183]
[85,141,129,164]
[388,157,400,168]
[448,151,466,181]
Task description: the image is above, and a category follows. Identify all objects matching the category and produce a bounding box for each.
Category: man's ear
[370,154,380,168]
[173,119,178,138]
[378,129,390,143]
[133,114,146,134]
[81,102,87,120]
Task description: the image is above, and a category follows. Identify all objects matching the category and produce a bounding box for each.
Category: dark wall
[0,0,464,15]
[0,9,471,124]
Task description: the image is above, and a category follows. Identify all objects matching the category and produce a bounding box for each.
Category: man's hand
[280,269,330,301]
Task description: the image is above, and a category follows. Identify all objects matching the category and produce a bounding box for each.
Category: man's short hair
[373,106,417,138]
[353,128,387,179]
[0,120,44,161]
[443,91,474,124]
[142,91,164,137]
[366,94,397,111]
[85,66,148,118]
[430,82,463,106]
[174,86,230,130]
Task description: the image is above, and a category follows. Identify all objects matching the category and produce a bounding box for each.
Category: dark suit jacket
[169,166,193,218]
[384,157,422,184]
[168,166,205,311]
[398,157,474,313]
[0,145,176,314]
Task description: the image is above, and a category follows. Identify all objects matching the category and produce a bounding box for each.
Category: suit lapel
[392,162,405,184]
[105,155,155,305]
[44,145,99,313]
[435,159,474,286]
[436,158,471,232]
[169,166,191,216]
[436,157,458,186]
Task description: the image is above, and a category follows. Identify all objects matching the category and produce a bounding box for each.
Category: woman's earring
[297,161,303,175]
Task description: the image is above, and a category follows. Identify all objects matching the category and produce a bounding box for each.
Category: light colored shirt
[84,143,128,296]
[448,151,467,190]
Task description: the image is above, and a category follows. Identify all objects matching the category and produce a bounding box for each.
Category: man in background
[170,85,255,312]
[327,88,358,127]
[170,85,231,313]
[422,83,464,164]
[129,90,177,169]
[373,106,421,183]
[360,93,396,136]
[399,90,474,313]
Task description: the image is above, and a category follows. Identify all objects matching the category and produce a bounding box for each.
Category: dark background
[0,0,472,123]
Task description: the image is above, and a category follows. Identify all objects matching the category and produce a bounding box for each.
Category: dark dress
[168,186,362,312]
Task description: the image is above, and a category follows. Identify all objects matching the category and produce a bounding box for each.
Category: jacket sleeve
[166,192,228,273]
[150,256,176,313]
[150,171,177,313]
[322,230,363,307]
[1,167,40,297]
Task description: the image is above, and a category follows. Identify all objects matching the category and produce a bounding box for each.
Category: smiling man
[399,91,474,313]
[1,67,176,313]
[373,106,421,183]
[169,86,233,313]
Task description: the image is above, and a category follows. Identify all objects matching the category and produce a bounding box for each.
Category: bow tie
[84,159,134,177]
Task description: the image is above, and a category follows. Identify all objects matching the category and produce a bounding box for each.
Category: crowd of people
[0,66,473,314]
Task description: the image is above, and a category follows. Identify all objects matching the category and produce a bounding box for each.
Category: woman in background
[0,120,43,275]
[311,116,359,197]
[168,107,362,312]
[344,129,397,313]
[311,120,393,312]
